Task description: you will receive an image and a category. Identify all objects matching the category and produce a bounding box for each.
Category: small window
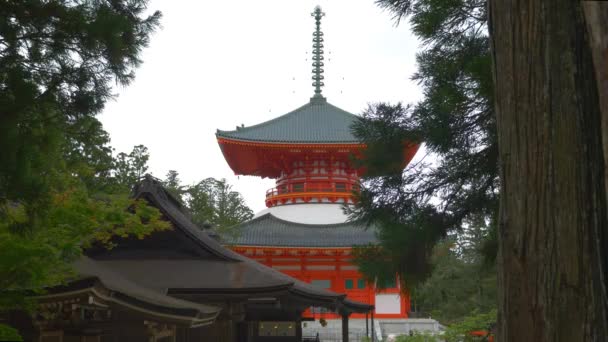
[311,279,331,289]
[385,276,397,288]
[293,183,304,192]
[345,279,354,289]
[335,183,347,192]
[357,279,366,289]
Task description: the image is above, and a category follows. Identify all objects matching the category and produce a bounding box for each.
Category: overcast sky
[99,0,422,213]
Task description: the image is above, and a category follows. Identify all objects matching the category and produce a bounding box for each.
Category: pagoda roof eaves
[216,100,362,144]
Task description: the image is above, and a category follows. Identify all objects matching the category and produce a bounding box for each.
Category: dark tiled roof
[133,177,243,261]
[52,176,371,319]
[227,213,378,247]
[216,99,361,144]
[129,176,346,302]
[71,257,220,322]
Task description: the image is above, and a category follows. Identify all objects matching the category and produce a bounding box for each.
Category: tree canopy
[412,217,496,325]
[350,0,495,287]
[162,172,254,238]
[0,0,165,330]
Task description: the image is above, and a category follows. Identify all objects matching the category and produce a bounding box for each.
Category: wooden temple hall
[7,176,373,342]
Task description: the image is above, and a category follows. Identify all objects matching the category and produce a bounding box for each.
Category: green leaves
[0,179,170,301]
[351,0,497,291]
[0,0,163,320]
[442,310,496,341]
[113,145,150,190]
[393,310,496,341]
[159,172,254,238]
[186,178,254,238]
[352,204,449,289]
[0,323,23,341]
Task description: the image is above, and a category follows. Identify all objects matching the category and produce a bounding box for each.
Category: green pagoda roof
[225,213,378,247]
[216,98,362,144]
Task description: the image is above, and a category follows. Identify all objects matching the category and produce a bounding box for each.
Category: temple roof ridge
[216,100,361,144]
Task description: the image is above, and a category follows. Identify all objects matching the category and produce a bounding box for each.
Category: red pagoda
[216,6,419,323]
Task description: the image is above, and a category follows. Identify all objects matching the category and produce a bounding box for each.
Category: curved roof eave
[41,259,221,325]
[216,100,363,144]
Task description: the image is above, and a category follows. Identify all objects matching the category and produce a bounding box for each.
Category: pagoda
[216,6,419,322]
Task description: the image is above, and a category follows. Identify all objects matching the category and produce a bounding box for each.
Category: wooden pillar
[296,319,302,341]
[341,314,349,342]
[365,313,369,338]
[371,312,375,342]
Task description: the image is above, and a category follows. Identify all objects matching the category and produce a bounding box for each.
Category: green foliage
[113,145,151,189]
[163,170,185,200]
[392,311,496,342]
[187,178,254,237]
[353,205,446,288]
[0,174,171,310]
[442,310,496,342]
[350,0,496,287]
[0,323,23,341]
[395,330,440,342]
[0,0,161,207]
[0,0,163,317]
[412,219,496,324]
[161,172,254,237]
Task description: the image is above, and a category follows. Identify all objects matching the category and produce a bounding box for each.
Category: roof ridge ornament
[311,5,326,104]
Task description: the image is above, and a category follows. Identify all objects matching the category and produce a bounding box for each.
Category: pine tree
[350,0,495,286]
[413,217,496,324]
[187,178,253,237]
[114,145,151,188]
[355,0,608,339]
[0,0,165,324]
[159,172,254,237]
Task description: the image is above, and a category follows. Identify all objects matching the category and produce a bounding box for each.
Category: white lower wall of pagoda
[375,294,402,314]
[253,203,350,224]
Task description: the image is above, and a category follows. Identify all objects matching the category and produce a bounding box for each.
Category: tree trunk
[489,0,608,340]
[583,2,608,209]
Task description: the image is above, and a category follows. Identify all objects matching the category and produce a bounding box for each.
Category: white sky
[99,0,422,213]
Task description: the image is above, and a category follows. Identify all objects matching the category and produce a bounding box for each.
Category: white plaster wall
[375,294,401,314]
[253,203,349,224]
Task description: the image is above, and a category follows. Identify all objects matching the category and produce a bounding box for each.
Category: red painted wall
[232,246,410,319]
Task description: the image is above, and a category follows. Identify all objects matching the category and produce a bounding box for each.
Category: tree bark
[582,2,608,339]
[583,1,608,230]
[489,0,608,340]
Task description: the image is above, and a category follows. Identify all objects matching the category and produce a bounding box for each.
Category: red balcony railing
[265,181,360,207]
[266,182,359,197]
